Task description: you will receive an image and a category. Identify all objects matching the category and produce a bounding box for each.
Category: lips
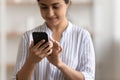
[47,17,57,21]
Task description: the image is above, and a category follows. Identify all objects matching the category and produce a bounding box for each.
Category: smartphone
[32,32,48,46]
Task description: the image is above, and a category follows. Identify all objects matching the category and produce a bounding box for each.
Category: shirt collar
[41,21,73,37]
[62,21,72,34]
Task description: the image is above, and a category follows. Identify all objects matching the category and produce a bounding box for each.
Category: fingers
[35,40,53,54]
[51,40,62,53]
[29,38,62,61]
[50,37,60,48]
[29,41,34,49]
[54,41,61,50]
[29,39,52,53]
[46,49,53,55]
[38,49,52,59]
[57,45,62,53]
[39,41,53,54]
[28,40,53,64]
[40,41,51,50]
[50,37,55,42]
[50,37,62,49]
[34,39,46,49]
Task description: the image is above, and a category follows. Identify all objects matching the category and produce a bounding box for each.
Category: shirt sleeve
[12,33,29,80]
[77,30,95,80]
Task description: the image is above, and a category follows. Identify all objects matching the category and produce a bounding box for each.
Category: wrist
[26,58,37,67]
[57,62,64,69]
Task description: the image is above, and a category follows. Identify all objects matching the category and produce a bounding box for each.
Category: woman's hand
[47,39,63,67]
[27,40,53,64]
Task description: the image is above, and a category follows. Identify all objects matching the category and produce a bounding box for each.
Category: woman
[13,0,95,80]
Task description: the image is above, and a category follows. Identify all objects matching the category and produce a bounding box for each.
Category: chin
[46,20,59,26]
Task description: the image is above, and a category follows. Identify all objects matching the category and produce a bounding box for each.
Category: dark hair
[37,0,70,4]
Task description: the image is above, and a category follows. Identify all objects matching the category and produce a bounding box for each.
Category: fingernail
[42,39,45,42]
[49,41,53,46]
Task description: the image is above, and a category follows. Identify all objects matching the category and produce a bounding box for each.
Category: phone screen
[32,32,48,46]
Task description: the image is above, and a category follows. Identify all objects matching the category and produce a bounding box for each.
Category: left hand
[47,38,63,67]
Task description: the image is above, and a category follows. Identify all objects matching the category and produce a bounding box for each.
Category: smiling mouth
[47,17,58,21]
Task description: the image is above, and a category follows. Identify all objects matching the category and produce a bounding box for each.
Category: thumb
[29,41,34,48]
[50,37,55,43]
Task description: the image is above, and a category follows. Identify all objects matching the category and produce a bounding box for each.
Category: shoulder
[70,22,91,38]
[20,24,44,43]
[26,25,43,34]
[23,24,44,37]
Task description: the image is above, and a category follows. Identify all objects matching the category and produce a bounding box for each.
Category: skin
[17,0,84,80]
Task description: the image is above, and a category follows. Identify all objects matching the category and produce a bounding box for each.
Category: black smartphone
[32,32,48,46]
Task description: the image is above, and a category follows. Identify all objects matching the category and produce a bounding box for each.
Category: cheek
[59,7,67,15]
[58,9,67,17]
[40,11,46,19]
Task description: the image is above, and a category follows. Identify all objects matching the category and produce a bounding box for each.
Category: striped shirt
[13,21,95,80]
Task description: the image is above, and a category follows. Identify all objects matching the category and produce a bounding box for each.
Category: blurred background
[0,0,120,80]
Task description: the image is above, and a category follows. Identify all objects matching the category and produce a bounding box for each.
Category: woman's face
[38,0,69,26]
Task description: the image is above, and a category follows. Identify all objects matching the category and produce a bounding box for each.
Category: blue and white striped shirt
[13,21,95,80]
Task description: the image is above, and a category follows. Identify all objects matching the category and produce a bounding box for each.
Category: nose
[47,8,54,17]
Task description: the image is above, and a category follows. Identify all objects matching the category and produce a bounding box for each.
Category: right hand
[27,40,53,64]
[47,39,63,67]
